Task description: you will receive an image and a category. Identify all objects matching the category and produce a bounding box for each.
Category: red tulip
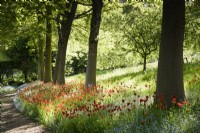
[177,102,182,108]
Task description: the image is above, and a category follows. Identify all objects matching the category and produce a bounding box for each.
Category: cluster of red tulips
[18,82,155,119]
[18,81,191,121]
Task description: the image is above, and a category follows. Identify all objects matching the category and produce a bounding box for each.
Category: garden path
[0,91,51,133]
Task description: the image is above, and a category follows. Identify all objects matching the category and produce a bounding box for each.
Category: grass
[17,61,200,133]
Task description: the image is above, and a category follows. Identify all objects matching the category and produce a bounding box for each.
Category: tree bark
[38,36,45,81]
[55,1,77,85]
[85,0,103,88]
[143,54,147,71]
[37,15,45,81]
[53,15,61,84]
[44,5,52,83]
[156,0,185,107]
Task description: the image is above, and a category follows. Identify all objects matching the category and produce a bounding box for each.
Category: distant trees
[0,1,18,50]
[156,0,185,106]
[85,0,103,88]
[185,1,200,51]
[7,37,37,82]
[66,51,87,75]
[122,6,161,71]
[0,53,13,84]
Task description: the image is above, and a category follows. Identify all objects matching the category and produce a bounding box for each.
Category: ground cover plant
[17,62,200,133]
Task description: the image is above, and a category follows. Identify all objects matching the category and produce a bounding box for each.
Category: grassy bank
[17,61,200,132]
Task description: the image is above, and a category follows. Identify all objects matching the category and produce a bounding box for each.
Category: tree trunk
[38,37,45,81]
[85,0,103,88]
[56,1,77,85]
[53,37,61,84]
[44,5,52,83]
[143,54,147,71]
[37,15,45,81]
[53,15,61,84]
[24,72,28,82]
[156,0,185,107]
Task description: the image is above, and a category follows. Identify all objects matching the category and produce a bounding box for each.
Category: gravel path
[0,91,51,133]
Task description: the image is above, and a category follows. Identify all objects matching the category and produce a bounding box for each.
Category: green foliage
[0,52,11,62]
[185,2,200,51]
[0,1,19,51]
[94,2,162,71]
[1,0,199,80]
[0,52,13,84]
[6,37,38,82]
[66,51,87,75]
[118,3,161,71]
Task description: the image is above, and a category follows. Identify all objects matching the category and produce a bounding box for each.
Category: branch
[128,33,145,55]
[76,1,92,6]
[122,35,143,56]
[55,14,61,35]
[138,30,146,45]
[122,26,146,56]
[148,42,158,54]
[74,8,92,19]
[116,46,133,56]
[124,27,140,46]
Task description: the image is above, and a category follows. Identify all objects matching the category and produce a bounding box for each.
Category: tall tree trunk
[53,15,61,84]
[156,0,185,107]
[85,0,103,88]
[37,15,45,81]
[53,36,61,84]
[55,1,77,85]
[38,37,45,81]
[44,5,52,83]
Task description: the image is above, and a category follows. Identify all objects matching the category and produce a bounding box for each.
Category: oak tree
[156,0,186,106]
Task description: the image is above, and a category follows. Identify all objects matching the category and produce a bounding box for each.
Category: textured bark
[37,15,45,81]
[156,0,185,106]
[38,36,45,81]
[44,5,52,83]
[85,0,103,88]
[55,1,77,85]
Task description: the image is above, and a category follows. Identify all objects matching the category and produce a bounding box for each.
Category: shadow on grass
[97,68,156,85]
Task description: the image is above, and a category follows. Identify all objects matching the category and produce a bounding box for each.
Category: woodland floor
[0,91,51,133]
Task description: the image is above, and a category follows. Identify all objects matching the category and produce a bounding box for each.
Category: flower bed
[16,80,198,132]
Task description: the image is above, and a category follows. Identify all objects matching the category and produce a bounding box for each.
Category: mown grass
[17,61,200,133]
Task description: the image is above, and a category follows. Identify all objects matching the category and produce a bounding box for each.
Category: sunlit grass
[66,62,158,93]
[17,61,200,132]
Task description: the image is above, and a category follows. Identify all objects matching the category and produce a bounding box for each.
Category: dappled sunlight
[183,63,200,101]
[1,91,49,133]
[5,124,46,133]
[97,62,158,82]
[16,61,200,132]
[97,66,142,81]
[65,73,85,83]
[65,62,158,84]
[1,0,200,132]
